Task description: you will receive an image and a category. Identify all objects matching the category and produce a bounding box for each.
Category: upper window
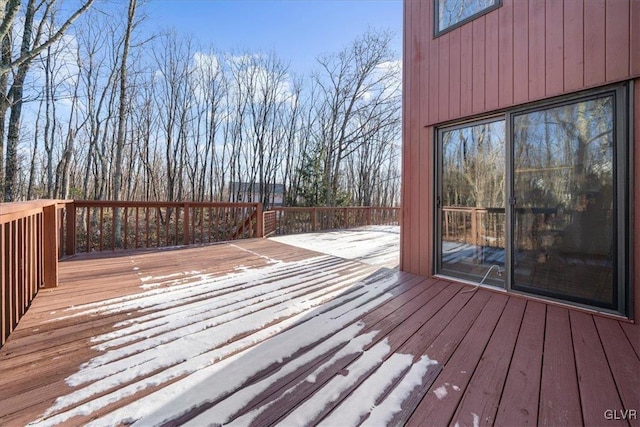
[434,0,502,37]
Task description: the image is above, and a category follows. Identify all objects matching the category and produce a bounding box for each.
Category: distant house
[402,0,639,317]
[229,182,285,207]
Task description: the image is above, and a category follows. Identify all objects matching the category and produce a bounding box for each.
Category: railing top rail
[269,206,400,211]
[0,199,72,224]
[441,206,505,212]
[73,200,260,208]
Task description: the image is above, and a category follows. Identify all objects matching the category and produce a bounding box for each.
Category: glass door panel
[439,119,506,286]
[512,96,616,307]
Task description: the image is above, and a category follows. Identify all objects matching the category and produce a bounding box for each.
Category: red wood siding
[632,0,640,75]
[472,18,486,114]
[584,0,606,87]
[605,0,630,82]
[635,80,640,321]
[563,0,584,92]
[449,29,461,118]
[485,11,499,111]
[528,1,546,101]
[404,0,639,129]
[497,0,513,107]
[401,0,639,288]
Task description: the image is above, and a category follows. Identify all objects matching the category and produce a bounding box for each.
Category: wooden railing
[1,200,398,347]
[0,200,71,347]
[442,207,506,248]
[263,210,277,237]
[442,206,572,251]
[267,206,400,236]
[67,201,262,254]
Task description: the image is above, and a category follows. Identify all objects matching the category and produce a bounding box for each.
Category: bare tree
[1,0,95,200]
[312,29,400,207]
[113,0,136,202]
[1,9,401,209]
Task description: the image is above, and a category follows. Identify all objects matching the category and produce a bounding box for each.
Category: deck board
[594,317,640,427]
[0,237,638,426]
[494,301,546,426]
[571,310,627,426]
[406,293,509,426]
[450,297,527,426]
[539,306,583,426]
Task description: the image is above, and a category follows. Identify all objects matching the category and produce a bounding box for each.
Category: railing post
[65,202,76,256]
[42,203,59,289]
[256,203,264,238]
[183,203,190,246]
[444,208,449,239]
[471,207,478,247]
[344,208,349,229]
[262,211,267,237]
[312,208,318,232]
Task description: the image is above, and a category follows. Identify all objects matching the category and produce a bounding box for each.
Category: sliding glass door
[436,85,629,314]
[511,95,618,309]
[437,119,506,286]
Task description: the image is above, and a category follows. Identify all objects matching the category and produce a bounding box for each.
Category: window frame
[433,0,502,37]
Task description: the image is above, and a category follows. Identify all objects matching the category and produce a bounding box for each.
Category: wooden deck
[0,238,638,426]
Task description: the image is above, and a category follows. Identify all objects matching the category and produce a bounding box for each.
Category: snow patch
[473,412,480,427]
[362,355,438,426]
[271,225,399,267]
[31,255,399,426]
[278,339,393,426]
[433,385,448,400]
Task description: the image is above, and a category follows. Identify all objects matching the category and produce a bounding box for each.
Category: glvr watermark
[604,409,637,420]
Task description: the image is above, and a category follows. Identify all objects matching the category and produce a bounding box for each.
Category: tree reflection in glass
[512,96,615,307]
[437,0,499,33]
[440,119,505,285]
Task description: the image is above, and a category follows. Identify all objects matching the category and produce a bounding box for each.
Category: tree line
[0,1,401,208]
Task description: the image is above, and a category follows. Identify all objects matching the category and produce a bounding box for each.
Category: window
[435,84,631,316]
[434,0,502,37]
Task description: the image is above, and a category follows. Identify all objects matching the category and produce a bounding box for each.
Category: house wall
[401,0,640,311]
[634,80,639,319]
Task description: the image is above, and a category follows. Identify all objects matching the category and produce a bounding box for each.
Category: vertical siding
[438,34,450,122]
[460,24,474,117]
[563,0,584,92]
[415,0,638,129]
[401,0,425,274]
[428,33,440,126]
[485,11,500,111]
[605,0,630,82]
[528,1,545,101]
[472,18,486,114]
[401,0,412,271]
[545,0,563,96]
[402,0,638,278]
[632,1,640,75]
[449,29,462,118]
[419,0,433,276]
[583,0,606,87]
[634,80,640,320]
[512,0,529,104]
[497,0,513,108]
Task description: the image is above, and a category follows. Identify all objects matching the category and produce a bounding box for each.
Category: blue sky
[142,0,402,74]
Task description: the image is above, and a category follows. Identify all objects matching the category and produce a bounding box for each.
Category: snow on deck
[25,234,437,426]
[270,225,400,268]
[5,232,633,427]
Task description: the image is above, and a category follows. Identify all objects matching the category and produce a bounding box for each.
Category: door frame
[434,82,632,317]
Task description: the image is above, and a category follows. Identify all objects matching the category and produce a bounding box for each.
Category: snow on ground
[270,225,400,268]
[30,232,438,427]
